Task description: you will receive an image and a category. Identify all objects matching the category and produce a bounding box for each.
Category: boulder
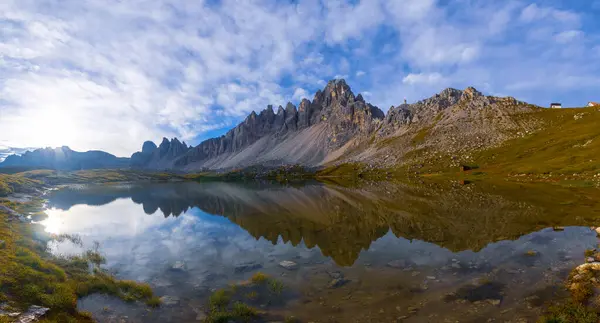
[171,261,187,271]
[159,295,180,306]
[328,278,349,288]
[234,262,262,273]
[14,305,49,323]
[278,260,298,270]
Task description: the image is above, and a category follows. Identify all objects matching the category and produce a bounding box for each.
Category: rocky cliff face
[130,138,190,170]
[357,86,542,167]
[0,146,129,170]
[149,79,387,170]
[131,79,542,171]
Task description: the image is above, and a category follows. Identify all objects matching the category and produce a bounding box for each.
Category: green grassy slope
[473,106,600,175]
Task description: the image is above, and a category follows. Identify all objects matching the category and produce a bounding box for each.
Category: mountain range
[0,79,544,172]
[0,146,129,171]
[130,79,541,171]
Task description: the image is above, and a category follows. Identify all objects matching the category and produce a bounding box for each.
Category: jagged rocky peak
[320,79,355,106]
[285,102,297,113]
[141,141,157,154]
[157,137,190,157]
[355,93,365,103]
[276,105,285,115]
[461,86,483,100]
[438,87,463,98]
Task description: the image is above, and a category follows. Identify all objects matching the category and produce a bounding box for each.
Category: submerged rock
[195,312,207,321]
[279,260,298,270]
[10,305,50,323]
[327,270,343,279]
[386,259,411,269]
[151,277,173,287]
[159,295,180,306]
[171,261,187,271]
[234,262,262,273]
[328,278,349,288]
[0,205,28,223]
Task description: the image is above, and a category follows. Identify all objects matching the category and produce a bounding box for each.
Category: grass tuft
[268,279,285,295]
[250,272,268,284]
[209,289,231,309]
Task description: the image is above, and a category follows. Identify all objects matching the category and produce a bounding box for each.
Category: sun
[40,208,65,235]
[13,103,85,149]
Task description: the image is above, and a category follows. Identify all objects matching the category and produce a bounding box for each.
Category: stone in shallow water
[171,261,187,271]
[234,262,262,273]
[327,271,343,279]
[151,278,173,287]
[15,305,49,323]
[386,260,410,269]
[488,299,501,306]
[279,260,298,270]
[328,278,349,288]
[160,295,180,306]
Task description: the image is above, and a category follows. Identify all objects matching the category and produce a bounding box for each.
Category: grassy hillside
[0,174,42,197]
[473,106,600,175]
[0,174,162,321]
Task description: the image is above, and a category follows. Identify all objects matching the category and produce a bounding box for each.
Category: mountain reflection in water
[45,180,600,267]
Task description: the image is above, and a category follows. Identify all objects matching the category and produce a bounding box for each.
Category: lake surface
[40,180,600,322]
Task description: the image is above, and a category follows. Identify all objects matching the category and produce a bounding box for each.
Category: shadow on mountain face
[46,180,600,266]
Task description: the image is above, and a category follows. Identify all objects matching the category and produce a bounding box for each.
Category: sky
[1,0,599,157]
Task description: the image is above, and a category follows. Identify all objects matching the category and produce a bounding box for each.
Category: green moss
[250,272,268,284]
[146,296,162,307]
[267,279,284,295]
[209,289,231,309]
[0,173,42,197]
[0,197,159,322]
[473,107,600,175]
[539,302,600,323]
[231,301,258,318]
[524,250,538,257]
[412,126,431,145]
[244,291,258,300]
[205,310,234,323]
[16,169,184,186]
[284,316,299,323]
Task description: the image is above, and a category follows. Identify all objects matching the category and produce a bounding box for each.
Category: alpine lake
[37,178,600,322]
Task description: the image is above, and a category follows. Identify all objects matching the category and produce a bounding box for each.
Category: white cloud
[555,30,584,43]
[0,0,598,156]
[0,0,324,156]
[333,74,349,80]
[323,0,385,44]
[402,73,445,85]
[292,88,309,102]
[520,4,580,26]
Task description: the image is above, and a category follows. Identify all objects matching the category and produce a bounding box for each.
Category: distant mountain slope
[132,79,544,171]
[0,146,129,170]
[130,138,190,170]
[132,80,386,170]
[0,146,36,162]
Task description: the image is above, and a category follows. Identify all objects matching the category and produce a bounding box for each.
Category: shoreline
[2,168,600,322]
[0,180,161,322]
